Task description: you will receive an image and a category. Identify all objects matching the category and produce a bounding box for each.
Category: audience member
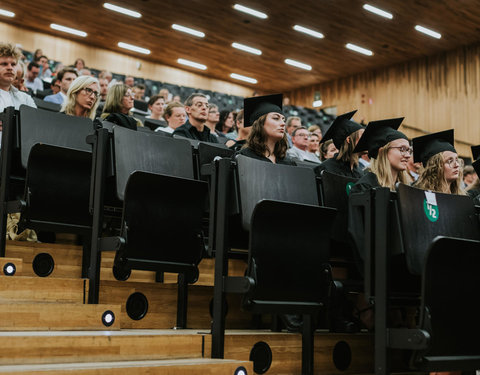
[320,139,338,161]
[173,93,217,142]
[307,132,321,158]
[216,110,235,138]
[99,70,113,83]
[156,101,186,134]
[125,76,135,88]
[462,165,477,189]
[308,124,323,140]
[73,58,85,72]
[229,109,251,151]
[61,75,100,120]
[239,94,294,165]
[413,130,465,195]
[287,127,321,163]
[172,94,181,102]
[100,83,142,129]
[285,116,302,147]
[98,78,108,102]
[0,43,36,113]
[24,61,43,93]
[12,61,27,92]
[146,94,166,123]
[406,153,421,182]
[318,111,364,177]
[79,68,92,76]
[133,84,146,101]
[32,48,43,62]
[358,152,370,170]
[206,103,220,136]
[35,55,52,80]
[44,68,78,105]
[53,63,64,76]
[51,78,61,95]
[159,88,171,103]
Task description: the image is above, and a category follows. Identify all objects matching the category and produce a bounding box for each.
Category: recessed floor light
[103,3,141,18]
[363,4,393,19]
[415,25,441,39]
[285,58,312,71]
[293,25,324,39]
[172,24,205,38]
[118,42,150,54]
[50,24,87,37]
[178,58,207,70]
[346,43,373,56]
[233,4,267,19]
[231,43,262,55]
[230,73,257,84]
[0,9,15,18]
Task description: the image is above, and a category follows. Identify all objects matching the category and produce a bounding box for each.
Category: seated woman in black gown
[239,94,295,165]
[318,110,365,177]
[412,130,465,195]
[350,117,411,194]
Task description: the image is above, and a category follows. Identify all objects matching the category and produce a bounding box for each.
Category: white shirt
[156,126,174,134]
[0,86,36,112]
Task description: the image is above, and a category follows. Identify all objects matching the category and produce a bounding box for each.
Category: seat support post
[301,314,314,375]
[176,273,188,328]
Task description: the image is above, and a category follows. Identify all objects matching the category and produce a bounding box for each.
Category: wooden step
[204,330,374,375]
[0,330,206,365]
[0,303,121,331]
[100,280,255,329]
[0,358,253,374]
[0,257,23,276]
[0,276,87,303]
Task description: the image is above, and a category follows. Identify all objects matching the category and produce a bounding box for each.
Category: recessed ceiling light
[313,100,323,107]
[293,25,324,39]
[233,4,267,19]
[171,24,205,38]
[362,4,393,19]
[285,58,312,71]
[231,42,262,55]
[346,43,373,56]
[117,42,150,54]
[230,73,257,84]
[415,25,441,39]
[178,58,207,70]
[0,9,15,18]
[50,24,87,37]
[103,3,141,18]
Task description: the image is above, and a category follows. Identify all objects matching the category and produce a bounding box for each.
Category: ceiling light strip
[230,73,257,84]
[172,24,205,38]
[285,58,312,71]
[293,25,324,39]
[118,42,150,54]
[103,3,141,18]
[346,43,373,56]
[415,25,441,39]
[233,4,267,19]
[0,9,15,17]
[178,58,207,70]
[231,42,262,55]
[50,24,87,37]
[362,4,393,19]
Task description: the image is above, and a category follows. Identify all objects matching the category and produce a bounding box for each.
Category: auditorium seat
[32,97,61,112]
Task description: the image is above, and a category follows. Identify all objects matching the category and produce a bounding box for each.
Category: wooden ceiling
[3,0,480,92]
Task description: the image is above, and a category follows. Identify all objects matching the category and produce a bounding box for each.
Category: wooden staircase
[0,239,373,374]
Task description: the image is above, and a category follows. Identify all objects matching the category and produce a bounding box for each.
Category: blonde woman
[413,130,465,195]
[318,110,364,177]
[61,75,100,120]
[101,84,142,129]
[351,118,411,193]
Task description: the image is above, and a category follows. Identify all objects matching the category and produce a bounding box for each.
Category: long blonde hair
[337,129,362,166]
[369,141,410,190]
[415,152,465,195]
[61,76,99,120]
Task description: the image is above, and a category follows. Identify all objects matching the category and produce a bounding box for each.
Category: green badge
[346,182,354,195]
[423,199,439,222]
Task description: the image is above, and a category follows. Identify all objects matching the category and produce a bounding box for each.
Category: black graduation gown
[317,154,364,178]
[237,147,297,166]
[350,171,381,194]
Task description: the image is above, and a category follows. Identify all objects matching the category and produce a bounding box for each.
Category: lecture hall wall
[286,43,480,156]
[1,22,252,97]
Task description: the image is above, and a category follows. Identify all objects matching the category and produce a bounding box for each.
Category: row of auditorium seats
[2,105,477,375]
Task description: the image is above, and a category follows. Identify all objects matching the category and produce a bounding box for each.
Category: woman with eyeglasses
[412,130,465,195]
[101,84,143,129]
[350,117,411,193]
[61,75,100,120]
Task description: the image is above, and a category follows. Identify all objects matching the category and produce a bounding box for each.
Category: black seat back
[32,97,61,112]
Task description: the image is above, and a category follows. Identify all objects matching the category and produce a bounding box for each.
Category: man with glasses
[287,126,321,163]
[286,116,302,147]
[173,93,218,143]
[44,68,78,105]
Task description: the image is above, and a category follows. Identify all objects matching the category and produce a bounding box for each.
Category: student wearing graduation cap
[413,130,465,195]
[239,93,296,165]
[350,117,411,193]
[318,110,365,177]
[466,145,480,199]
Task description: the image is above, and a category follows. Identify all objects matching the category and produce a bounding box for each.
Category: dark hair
[215,110,233,133]
[27,61,39,71]
[34,55,48,62]
[134,83,146,90]
[50,78,58,87]
[320,139,335,161]
[245,113,288,160]
[74,58,85,67]
[148,94,165,106]
[184,92,207,106]
[57,68,78,82]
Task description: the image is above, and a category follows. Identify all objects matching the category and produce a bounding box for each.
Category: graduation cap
[320,110,362,149]
[471,145,480,161]
[243,94,283,127]
[353,117,407,159]
[412,129,456,167]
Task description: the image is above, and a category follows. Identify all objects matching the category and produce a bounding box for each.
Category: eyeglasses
[82,87,100,98]
[444,157,463,168]
[389,146,413,156]
[124,91,134,98]
[295,133,309,138]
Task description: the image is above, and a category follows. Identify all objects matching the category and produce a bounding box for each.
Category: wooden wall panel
[1,22,251,97]
[287,44,480,156]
